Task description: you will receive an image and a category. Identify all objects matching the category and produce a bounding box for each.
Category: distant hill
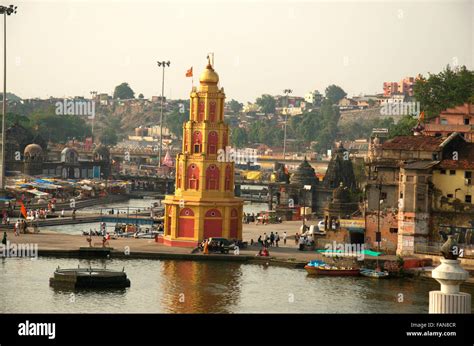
[0,92,22,102]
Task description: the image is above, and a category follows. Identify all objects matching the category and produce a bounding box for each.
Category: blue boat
[306,260,326,267]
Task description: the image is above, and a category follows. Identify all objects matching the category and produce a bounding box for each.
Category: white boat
[360,268,389,278]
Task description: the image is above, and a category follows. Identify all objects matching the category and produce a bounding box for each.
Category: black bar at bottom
[0,313,472,345]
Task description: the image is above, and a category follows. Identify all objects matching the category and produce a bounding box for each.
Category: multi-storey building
[423,103,474,142]
[161,61,244,247]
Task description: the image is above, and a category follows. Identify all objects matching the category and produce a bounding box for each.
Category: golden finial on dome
[200,54,219,84]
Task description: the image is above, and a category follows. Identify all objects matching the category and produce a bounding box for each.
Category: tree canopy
[256,94,276,114]
[228,99,243,114]
[165,100,189,138]
[325,85,347,105]
[414,65,474,118]
[113,82,135,100]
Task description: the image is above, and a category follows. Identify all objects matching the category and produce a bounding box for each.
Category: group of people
[243,213,257,224]
[13,220,29,236]
[244,212,283,225]
[296,233,315,251]
[255,231,287,248]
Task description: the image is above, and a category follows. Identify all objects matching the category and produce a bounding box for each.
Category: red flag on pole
[185,67,193,77]
[19,201,27,219]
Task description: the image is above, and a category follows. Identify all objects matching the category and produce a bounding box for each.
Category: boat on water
[360,268,389,278]
[304,264,360,276]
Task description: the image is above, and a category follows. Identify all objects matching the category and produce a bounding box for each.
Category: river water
[1,256,473,313]
[6,199,473,313]
[43,200,268,235]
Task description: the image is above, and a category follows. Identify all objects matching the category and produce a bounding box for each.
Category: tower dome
[61,147,79,164]
[199,63,219,85]
[24,143,43,158]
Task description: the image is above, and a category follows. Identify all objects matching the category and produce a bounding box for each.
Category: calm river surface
[2,257,473,313]
[44,201,268,235]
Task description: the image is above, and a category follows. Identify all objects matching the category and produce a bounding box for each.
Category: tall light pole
[0,5,17,193]
[282,89,292,161]
[157,60,170,168]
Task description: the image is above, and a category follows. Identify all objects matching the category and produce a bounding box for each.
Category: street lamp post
[157,60,170,168]
[376,181,383,252]
[0,4,17,193]
[282,89,292,161]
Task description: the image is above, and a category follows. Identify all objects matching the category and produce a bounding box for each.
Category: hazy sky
[7,0,474,103]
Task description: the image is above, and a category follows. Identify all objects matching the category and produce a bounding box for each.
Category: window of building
[380,192,387,200]
[432,153,439,160]
[440,169,446,175]
[447,194,453,199]
[417,193,425,201]
[450,170,456,175]
[389,228,398,234]
[465,171,472,179]
[464,118,470,125]
[400,192,403,198]
[441,118,448,125]
[406,176,413,182]
[466,195,472,203]
[418,176,425,183]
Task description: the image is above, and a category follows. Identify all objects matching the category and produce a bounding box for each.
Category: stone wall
[365,211,399,253]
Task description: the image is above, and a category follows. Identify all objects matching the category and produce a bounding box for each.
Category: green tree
[113,82,135,100]
[388,115,418,138]
[414,65,474,119]
[256,94,276,114]
[99,128,118,146]
[29,106,92,143]
[165,107,188,139]
[325,85,347,105]
[228,99,243,114]
[231,127,248,147]
[138,93,144,99]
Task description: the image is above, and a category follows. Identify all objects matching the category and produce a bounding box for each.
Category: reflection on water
[1,257,473,313]
[159,261,242,313]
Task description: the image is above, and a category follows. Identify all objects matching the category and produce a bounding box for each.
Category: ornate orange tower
[161,59,244,247]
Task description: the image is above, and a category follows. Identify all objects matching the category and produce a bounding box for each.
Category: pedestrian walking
[283,231,287,245]
[15,220,20,236]
[275,232,280,247]
[270,232,275,247]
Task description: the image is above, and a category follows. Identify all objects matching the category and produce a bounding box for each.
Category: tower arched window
[207,131,218,155]
[225,164,232,191]
[193,131,202,154]
[206,164,220,190]
[209,101,216,122]
[187,164,200,190]
[198,101,205,121]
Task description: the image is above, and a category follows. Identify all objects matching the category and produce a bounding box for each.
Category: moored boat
[304,265,360,276]
[360,268,389,278]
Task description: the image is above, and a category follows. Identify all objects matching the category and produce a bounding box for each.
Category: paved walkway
[0,220,392,264]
